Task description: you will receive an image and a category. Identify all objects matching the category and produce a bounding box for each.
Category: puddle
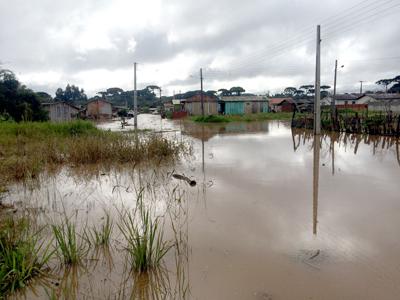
[3,116,400,299]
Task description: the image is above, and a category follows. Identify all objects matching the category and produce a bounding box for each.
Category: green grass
[0,217,53,297]
[118,198,172,273]
[0,121,186,185]
[84,213,113,247]
[52,218,88,265]
[192,112,294,123]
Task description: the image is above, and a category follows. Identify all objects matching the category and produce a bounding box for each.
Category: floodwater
[3,115,400,299]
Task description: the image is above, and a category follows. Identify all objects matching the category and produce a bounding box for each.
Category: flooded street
[4,115,400,299]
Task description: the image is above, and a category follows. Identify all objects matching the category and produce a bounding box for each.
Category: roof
[333,94,364,101]
[269,97,293,105]
[42,101,79,110]
[365,93,400,101]
[87,98,112,105]
[220,96,268,102]
[182,95,217,102]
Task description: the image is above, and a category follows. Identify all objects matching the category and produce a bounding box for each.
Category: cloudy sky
[0,0,399,97]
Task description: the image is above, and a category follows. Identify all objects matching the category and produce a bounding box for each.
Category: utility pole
[332,59,337,111]
[134,62,138,128]
[314,25,321,135]
[359,81,364,94]
[200,68,204,117]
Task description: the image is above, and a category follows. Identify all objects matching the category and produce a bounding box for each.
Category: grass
[192,112,294,123]
[118,196,172,273]
[0,217,53,297]
[51,217,88,265]
[84,213,113,247]
[0,120,185,185]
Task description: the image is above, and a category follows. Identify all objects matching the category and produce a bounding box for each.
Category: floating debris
[172,173,196,186]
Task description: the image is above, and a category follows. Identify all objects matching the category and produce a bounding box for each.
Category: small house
[364,94,400,113]
[86,99,112,120]
[42,102,79,122]
[220,96,269,115]
[182,94,218,116]
[269,98,294,112]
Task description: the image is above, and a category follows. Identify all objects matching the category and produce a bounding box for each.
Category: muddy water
[4,115,400,299]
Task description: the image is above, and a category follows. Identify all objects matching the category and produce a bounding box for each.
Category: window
[352,101,355,105]
[344,101,348,105]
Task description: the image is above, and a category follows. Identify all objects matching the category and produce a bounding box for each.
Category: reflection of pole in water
[331,135,335,175]
[201,126,205,175]
[313,135,320,236]
[201,126,206,209]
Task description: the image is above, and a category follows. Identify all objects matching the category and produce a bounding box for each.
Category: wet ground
[3,114,400,299]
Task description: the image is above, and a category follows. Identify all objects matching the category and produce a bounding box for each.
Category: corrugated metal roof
[269,98,293,105]
[221,96,268,102]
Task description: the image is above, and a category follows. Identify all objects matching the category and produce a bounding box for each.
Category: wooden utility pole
[359,81,364,94]
[200,68,204,117]
[134,62,138,128]
[314,25,321,135]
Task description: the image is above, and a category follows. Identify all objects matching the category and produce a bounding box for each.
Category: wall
[184,101,218,115]
[87,100,112,119]
[369,103,400,113]
[225,102,244,115]
[44,103,78,122]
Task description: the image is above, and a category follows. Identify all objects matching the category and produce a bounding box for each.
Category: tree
[320,85,331,91]
[0,69,48,121]
[218,88,231,96]
[376,79,393,92]
[55,84,87,104]
[36,92,53,103]
[284,87,297,96]
[299,85,314,96]
[229,86,245,96]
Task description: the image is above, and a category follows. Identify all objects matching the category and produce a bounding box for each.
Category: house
[86,99,112,119]
[321,93,365,105]
[363,94,400,112]
[220,96,269,115]
[182,94,218,116]
[42,102,79,122]
[269,98,294,112]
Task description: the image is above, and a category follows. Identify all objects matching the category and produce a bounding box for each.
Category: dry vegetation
[0,120,187,187]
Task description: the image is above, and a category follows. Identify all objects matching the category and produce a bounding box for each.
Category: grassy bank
[192,112,294,123]
[0,120,185,186]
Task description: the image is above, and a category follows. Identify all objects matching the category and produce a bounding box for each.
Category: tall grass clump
[0,121,187,185]
[52,218,87,265]
[0,217,53,296]
[85,213,113,247]
[118,201,172,273]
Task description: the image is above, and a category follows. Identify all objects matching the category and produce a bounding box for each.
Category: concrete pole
[200,68,204,117]
[332,59,337,110]
[314,25,321,135]
[134,62,138,128]
[359,81,364,94]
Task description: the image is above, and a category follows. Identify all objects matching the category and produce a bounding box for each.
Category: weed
[52,217,87,265]
[85,213,113,247]
[118,201,172,273]
[0,217,53,296]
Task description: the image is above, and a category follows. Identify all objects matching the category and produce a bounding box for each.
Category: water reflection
[313,135,320,236]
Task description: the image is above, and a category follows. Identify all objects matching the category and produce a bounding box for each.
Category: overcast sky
[0,0,399,97]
